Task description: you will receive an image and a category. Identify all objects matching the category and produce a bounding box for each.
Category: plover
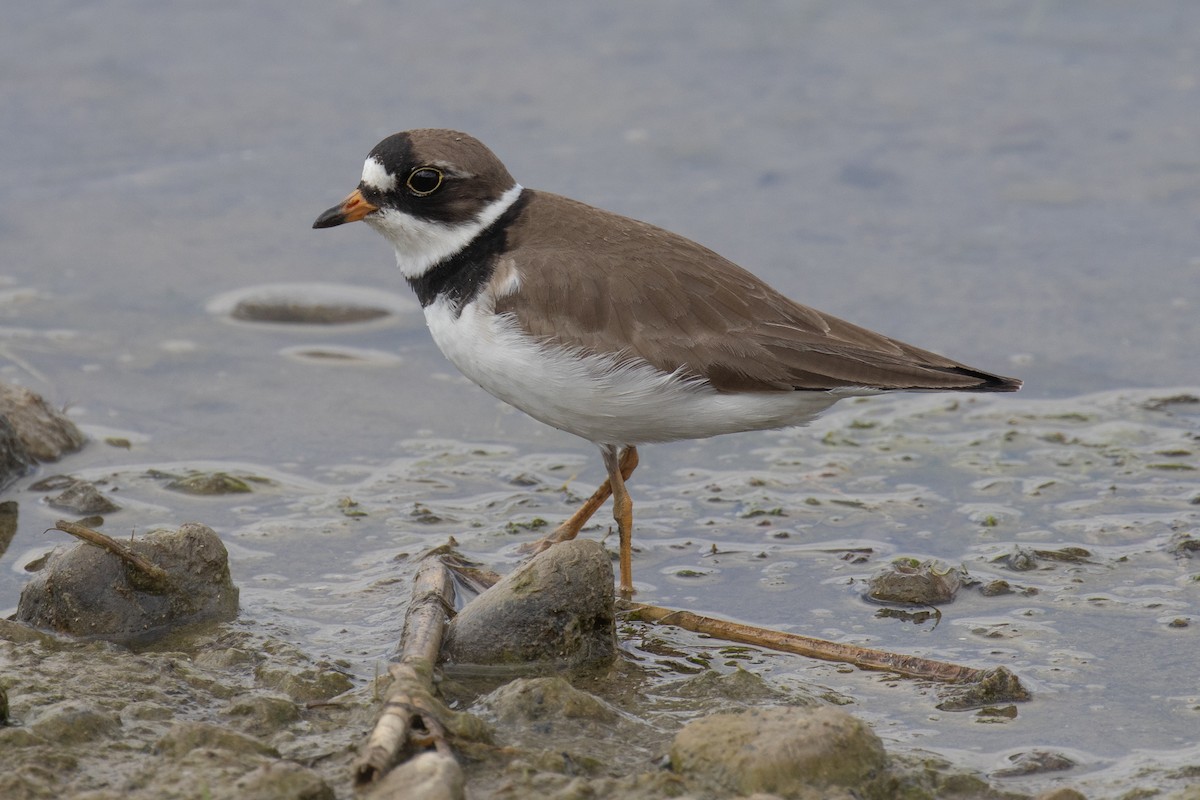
[314,129,1021,594]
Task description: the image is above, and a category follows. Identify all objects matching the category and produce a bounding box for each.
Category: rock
[232,760,336,800]
[478,676,629,757]
[223,695,302,736]
[16,522,239,643]
[165,470,257,495]
[670,706,887,798]
[0,416,34,490]
[0,500,16,559]
[482,769,688,800]
[936,666,1030,711]
[0,382,85,462]
[1169,531,1200,558]
[661,667,810,707]
[482,676,620,724]
[1002,546,1040,571]
[45,478,121,513]
[253,662,353,703]
[365,752,464,800]
[0,382,87,490]
[1034,789,1087,800]
[867,558,963,605]
[156,721,279,759]
[992,749,1076,777]
[28,700,121,744]
[441,539,616,670]
[882,750,1005,799]
[979,579,1015,597]
[0,617,55,645]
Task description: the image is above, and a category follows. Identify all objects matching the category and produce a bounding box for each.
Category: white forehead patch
[360,157,397,192]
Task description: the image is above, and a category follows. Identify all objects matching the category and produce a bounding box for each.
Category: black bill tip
[312,188,378,229]
[312,205,348,229]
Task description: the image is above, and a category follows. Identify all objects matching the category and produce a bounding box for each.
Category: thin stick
[354,556,456,786]
[52,519,171,590]
[621,600,984,684]
[445,564,980,683]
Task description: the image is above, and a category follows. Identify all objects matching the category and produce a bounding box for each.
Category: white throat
[365,183,524,280]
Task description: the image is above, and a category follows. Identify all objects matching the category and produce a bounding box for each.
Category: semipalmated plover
[314,129,1020,595]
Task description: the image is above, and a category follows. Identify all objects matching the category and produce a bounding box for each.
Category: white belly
[423,297,851,445]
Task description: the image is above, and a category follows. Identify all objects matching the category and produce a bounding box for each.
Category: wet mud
[1,388,1196,798]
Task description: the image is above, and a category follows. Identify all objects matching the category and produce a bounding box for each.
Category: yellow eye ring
[406,167,443,196]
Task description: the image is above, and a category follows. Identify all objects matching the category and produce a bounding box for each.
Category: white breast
[423,296,851,445]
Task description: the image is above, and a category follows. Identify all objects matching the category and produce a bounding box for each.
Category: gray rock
[156,721,279,759]
[0,416,34,491]
[1034,789,1088,800]
[670,706,887,798]
[365,752,464,800]
[992,749,1076,777]
[232,760,336,800]
[254,661,353,703]
[46,478,121,513]
[0,382,85,468]
[0,499,16,559]
[867,558,963,605]
[482,676,620,723]
[223,694,302,736]
[16,522,238,643]
[441,539,616,670]
[935,666,1030,711]
[28,700,121,744]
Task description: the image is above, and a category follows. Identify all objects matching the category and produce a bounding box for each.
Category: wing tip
[955,369,1023,393]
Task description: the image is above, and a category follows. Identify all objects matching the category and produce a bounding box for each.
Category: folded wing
[496,191,1021,394]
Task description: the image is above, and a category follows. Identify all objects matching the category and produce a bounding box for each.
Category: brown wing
[494,191,1021,394]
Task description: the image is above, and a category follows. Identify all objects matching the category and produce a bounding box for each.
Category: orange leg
[601,445,636,597]
[519,446,639,566]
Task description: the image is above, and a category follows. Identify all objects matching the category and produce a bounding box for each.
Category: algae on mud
[0,627,359,800]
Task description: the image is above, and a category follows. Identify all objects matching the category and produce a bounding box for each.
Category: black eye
[406,168,443,196]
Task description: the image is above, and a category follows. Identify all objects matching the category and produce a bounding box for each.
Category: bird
[313,129,1021,596]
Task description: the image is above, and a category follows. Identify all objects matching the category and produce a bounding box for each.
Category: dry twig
[354,555,457,786]
[52,519,171,590]
[621,600,984,683]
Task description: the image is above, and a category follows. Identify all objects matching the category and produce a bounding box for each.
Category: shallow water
[2,2,1199,798]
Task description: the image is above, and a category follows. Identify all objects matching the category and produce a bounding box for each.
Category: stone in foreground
[670,705,887,798]
[16,522,238,643]
[441,539,616,670]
